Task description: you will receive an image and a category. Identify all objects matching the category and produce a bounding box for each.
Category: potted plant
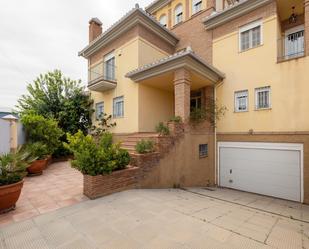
[0,148,34,213]
[26,142,49,175]
[135,139,155,154]
[20,113,64,166]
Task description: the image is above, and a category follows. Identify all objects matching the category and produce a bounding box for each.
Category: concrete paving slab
[1,188,309,248]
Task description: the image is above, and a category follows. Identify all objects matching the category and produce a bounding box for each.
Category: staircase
[121,133,160,153]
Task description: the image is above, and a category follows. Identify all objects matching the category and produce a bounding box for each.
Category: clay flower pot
[27,159,47,175]
[0,180,24,214]
[43,155,52,169]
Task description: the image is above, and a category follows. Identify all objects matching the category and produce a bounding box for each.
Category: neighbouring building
[79,0,309,203]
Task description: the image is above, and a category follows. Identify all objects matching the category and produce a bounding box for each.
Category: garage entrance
[218,142,303,202]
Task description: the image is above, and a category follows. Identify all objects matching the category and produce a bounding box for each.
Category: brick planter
[130,152,160,169]
[167,121,184,136]
[83,166,140,199]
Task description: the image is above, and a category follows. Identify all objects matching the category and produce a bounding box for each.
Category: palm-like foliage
[0,148,36,186]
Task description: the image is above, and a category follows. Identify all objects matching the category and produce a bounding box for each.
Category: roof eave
[203,0,273,30]
[126,52,225,83]
[145,0,171,14]
[79,8,179,58]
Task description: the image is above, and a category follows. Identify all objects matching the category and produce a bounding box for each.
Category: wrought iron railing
[88,62,117,83]
[278,30,305,61]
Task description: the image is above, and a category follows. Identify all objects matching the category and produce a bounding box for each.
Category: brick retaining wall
[83,166,140,199]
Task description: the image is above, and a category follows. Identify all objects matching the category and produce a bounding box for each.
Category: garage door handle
[230,169,232,174]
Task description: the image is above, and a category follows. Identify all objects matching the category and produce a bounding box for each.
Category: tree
[17,70,93,134]
[20,113,64,154]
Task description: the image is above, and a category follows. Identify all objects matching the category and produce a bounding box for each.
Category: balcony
[277,28,305,62]
[88,62,117,92]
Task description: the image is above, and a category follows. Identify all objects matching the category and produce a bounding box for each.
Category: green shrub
[190,108,207,123]
[155,122,170,136]
[99,132,113,149]
[169,116,182,123]
[25,142,50,160]
[0,148,35,186]
[21,113,64,154]
[112,144,131,170]
[135,139,155,154]
[64,131,130,176]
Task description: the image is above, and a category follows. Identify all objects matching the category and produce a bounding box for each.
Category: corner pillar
[174,68,191,123]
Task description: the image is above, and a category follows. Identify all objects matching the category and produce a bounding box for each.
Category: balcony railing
[88,62,117,92]
[278,30,305,62]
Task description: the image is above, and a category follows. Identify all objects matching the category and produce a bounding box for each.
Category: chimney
[89,18,102,43]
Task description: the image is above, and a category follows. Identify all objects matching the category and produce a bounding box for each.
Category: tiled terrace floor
[0,161,87,227]
[1,188,309,249]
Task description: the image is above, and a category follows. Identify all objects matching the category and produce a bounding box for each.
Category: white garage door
[218,142,303,202]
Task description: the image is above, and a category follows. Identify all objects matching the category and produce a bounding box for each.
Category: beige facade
[215,15,309,133]
[80,0,309,202]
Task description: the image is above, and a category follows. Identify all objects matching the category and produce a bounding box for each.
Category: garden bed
[83,166,140,199]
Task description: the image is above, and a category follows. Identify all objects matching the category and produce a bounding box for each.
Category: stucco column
[174,68,191,122]
[305,0,309,56]
[2,115,18,152]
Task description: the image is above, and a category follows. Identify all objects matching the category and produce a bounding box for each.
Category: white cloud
[0,0,151,108]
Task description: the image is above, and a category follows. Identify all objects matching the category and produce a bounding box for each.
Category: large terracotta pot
[27,159,47,175]
[0,180,24,213]
[44,155,52,169]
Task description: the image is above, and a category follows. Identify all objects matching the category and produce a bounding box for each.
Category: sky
[0,0,151,110]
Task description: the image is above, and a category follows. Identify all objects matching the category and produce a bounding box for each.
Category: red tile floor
[0,161,87,227]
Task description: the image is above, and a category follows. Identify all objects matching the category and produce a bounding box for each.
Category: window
[95,102,104,120]
[104,52,115,81]
[192,0,202,14]
[234,90,248,112]
[159,14,167,27]
[255,86,271,110]
[190,91,202,110]
[113,96,124,118]
[239,20,262,51]
[284,26,305,59]
[199,144,208,158]
[174,4,183,25]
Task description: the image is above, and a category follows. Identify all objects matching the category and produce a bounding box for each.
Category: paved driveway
[1,188,309,249]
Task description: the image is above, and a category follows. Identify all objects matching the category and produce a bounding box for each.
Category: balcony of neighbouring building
[277,0,307,62]
[88,62,117,92]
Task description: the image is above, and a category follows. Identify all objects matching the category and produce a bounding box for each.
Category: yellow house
[79,0,309,203]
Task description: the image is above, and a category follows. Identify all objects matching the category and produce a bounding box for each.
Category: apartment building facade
[79,0,309,203]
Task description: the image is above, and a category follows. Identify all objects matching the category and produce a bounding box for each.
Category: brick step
[122,144,136,149]
[125,137,158,142]
[129,133,159,138]
[122,141,138,146]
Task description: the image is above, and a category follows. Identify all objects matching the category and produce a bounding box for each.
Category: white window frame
[159,14,167,27]
[239,20,263,52]
[284,25,305,59]
[95,102,104,120]
[174,4,183,25]
[104,51,115,81]
[234,90,248,112]
[192,0,202,15]
[255,86,271,110]
[113,96,124,118]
